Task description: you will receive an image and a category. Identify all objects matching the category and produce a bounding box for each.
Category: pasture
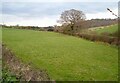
[2,28,118,81]
[89,24,118,35]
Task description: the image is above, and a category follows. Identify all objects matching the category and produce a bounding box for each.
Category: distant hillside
[91,24,118,34]
[85,24,118,37]
[75,19,117,29]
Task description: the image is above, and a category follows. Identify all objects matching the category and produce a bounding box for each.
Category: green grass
[93,24,118,34]
[2,28,118,81]
[0,26,2,42]
[0,26,2,81]
[2,66,18,82]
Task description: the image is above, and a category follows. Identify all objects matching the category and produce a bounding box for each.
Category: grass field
[2,28,118,81]
[0,27,2,81]
[92,24,118,34]
[0,27,1,46]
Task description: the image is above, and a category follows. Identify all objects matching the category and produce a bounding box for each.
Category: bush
[101,32,110,36]
[47,28,54,31]
[110,31,117,37]
[76,33,119,45]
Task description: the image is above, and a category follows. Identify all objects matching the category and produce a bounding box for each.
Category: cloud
[2,14,60,27]
[1,2,118,26]
[86,8,118,19]
[2,2,64,17]
[2,2,117,16]
[2,0,119,2]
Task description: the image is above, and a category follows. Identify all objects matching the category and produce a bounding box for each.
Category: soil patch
[2,44,51,81]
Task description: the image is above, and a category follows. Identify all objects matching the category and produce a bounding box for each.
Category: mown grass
[2,28,118,81]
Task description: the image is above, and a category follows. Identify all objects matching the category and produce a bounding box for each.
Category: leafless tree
[58,9,86,31]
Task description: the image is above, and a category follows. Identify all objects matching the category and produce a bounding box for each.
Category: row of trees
[2,25,54,31]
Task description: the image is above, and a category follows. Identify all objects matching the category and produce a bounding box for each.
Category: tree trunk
[71,25,73,30]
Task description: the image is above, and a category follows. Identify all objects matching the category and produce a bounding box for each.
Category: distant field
[91,24,118,34]
[0,26,1,41]
[3,28,118,81]
[0,27,2,81]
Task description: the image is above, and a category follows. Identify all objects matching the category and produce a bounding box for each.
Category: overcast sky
[0,0,119,27]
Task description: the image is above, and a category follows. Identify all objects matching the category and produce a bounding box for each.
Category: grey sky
[1,1,119,26]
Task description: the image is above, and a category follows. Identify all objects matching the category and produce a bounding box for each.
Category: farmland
[2,28,118,81]
[93,24,118,34]
[88,24,118,35]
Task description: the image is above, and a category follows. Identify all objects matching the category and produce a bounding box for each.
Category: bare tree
[58,9,86,31]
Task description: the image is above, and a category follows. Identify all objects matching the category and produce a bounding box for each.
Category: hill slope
[88,24,118,34]
[3,28,118,81]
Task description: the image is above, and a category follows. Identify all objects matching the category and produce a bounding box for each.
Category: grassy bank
[3,28,118,81]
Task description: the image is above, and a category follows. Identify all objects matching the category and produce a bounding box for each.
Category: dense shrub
[47,28,54,31]
[110,31,117,37]
[101,32,110,36]
[70,32,119,45]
